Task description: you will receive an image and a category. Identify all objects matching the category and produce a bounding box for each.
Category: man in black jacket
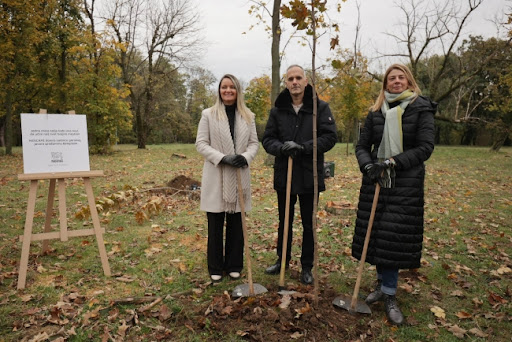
[262,65,337,284]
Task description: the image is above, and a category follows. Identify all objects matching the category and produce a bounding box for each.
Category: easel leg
[58,178,68,241]
[18,180,38,290]
[42,179,56,253]
[84,178,111,276]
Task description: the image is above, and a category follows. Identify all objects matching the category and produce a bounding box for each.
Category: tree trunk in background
[270,0,281,106]
[4,88,13,155]
[353,118,359,147]
[136,106,146,149]
[490,129,509,152]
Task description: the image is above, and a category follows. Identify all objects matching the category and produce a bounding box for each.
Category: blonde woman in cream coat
[195,74,259,282]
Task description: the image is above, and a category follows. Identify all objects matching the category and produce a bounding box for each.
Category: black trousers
[207,212,244,276]
[276,191,315,270]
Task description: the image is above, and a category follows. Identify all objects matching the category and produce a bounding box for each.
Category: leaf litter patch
[189,284,373,341]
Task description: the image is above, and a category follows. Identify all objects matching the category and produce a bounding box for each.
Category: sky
[197,0,509,84]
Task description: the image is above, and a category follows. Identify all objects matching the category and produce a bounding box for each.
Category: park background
[1,0,511,341]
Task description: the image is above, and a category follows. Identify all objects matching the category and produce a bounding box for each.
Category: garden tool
[278,157,294,291]
[232,169,268,298]
[332,183,381,314]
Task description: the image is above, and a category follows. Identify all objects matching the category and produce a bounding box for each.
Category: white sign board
[21,114,90,174]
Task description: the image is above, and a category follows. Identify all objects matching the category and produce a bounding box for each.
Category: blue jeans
[377,265,398,296]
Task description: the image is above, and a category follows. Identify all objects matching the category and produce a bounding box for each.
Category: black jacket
[262,85,337,194]
[352,95,436,269]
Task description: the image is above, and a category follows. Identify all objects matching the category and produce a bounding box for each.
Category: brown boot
[385,295,404,325]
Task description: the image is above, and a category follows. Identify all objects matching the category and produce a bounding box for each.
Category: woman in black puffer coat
[352,64,436,325]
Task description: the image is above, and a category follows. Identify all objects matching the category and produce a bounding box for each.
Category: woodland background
[0,0,511,155]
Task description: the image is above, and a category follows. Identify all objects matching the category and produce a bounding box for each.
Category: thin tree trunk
[135,106,146,149]
[5,88,13,155]
[310,2,319,306]
[270,0,281,105]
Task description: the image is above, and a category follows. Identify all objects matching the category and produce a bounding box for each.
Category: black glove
[281,141,304,158]
[221,154,247,168]
[221,155,238,167]
[364,159,395,183]
[232,154,248,168]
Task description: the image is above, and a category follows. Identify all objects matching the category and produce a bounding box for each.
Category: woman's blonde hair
[211,74,253,124]
[370,64,421,111]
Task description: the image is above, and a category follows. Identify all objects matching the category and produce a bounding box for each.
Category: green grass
[1,144,511,341]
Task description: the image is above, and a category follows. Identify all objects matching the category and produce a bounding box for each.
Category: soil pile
[190,284,375,341]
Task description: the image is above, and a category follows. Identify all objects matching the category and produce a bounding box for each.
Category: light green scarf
[377,89,416,187]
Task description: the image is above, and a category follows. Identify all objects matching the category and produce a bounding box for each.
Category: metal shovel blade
[332,295,372,315]
[232,283,268,298]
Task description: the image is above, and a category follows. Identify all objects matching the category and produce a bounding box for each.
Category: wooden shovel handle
[279,157,293,288]
[236,169,254,295]
[351,183,381,310]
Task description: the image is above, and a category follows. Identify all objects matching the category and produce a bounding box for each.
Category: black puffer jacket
[262,85,337,194]
[352,95,436,269]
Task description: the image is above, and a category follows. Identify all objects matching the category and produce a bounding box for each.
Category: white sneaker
[229,272,240,279]
[211,275,222,282]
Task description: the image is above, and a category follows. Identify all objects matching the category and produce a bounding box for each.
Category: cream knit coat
[195,107,259,213]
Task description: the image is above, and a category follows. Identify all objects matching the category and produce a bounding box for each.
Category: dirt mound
[191,284,374,341]
[166,175,201,190]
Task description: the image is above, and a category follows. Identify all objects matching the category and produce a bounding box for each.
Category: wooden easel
[17,110,110,289]
[17,171,111,289]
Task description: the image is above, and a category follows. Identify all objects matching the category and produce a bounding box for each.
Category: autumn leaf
[144,244,163,257]
[450,290,465,297]
[20,294,34,302]
[108,244,121,256]
[330,35,339,50]
[117,320,129,338]
[290,331,304,339]
[222,305,233,315]
[455,311,472,319]
[488,292,507,306]
[447,324,467,338]
[158,304,172,321]
[135,210,148,224]
[399,283,414,293]
[27,332,50,342]
[496,266,511,275]
[36,265,48,273]
[82,307,101,326]
[279,294,291,309]
[468,327,488,338]
[430,306,446,319]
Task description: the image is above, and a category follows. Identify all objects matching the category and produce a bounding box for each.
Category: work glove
[221,154,247,168]
[232,154,248,167]
[364,159,395,184]
[281,141,304,158]
[221,155,238,167]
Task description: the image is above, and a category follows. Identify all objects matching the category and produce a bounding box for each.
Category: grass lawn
[0,144,511,341]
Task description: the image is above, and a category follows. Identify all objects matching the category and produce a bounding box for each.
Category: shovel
[333,183,381,314]
[232,169,268,298]
[278,157,294,292]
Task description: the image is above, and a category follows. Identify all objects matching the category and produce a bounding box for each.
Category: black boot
[300,268,313,285]
[365,280,385,304]
[385,295,404,325]
[265,261,288,275]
